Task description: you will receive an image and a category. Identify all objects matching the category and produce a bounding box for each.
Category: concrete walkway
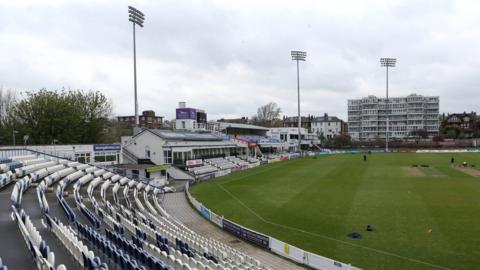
[163,192,306,270]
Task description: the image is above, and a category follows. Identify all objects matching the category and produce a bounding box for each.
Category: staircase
[167,167,194,181]
[122,147,139,164]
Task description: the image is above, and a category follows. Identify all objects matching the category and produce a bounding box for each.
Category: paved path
[0,184,37,270]
[163,192,306,270]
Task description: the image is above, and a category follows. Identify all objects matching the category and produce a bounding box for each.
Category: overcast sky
[1,0,479,121]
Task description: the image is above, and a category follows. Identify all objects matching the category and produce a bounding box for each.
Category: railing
[0,148,158,187]
[0,147,75,161]
[121,147,138,163]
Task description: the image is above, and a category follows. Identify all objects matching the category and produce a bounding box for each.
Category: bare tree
[0,88,17,144]
[251,102,282,127]
[0,88,16,125]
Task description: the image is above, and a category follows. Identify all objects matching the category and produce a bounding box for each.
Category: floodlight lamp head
[380,57,396,67]
[128,6,145,26]
[291,51,307,61]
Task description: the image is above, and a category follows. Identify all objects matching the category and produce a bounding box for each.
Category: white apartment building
[267,127,320,149]
[311,114,344,139]
[348,94,439,141]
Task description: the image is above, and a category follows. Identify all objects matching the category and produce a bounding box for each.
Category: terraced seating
[46,214,106,270]
[225,156,249,167]
[4,151,269,270]
[187,165,218,176]
[0,157,12,163]
[205,158,238,170]
[0,154,38,173]
[238,155,260,164]
[11,206,64,270]
[5,153,109,270]
[102,177,267,270]
[0,155,45,189]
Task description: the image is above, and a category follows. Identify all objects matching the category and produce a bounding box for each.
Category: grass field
[190,153,480,270]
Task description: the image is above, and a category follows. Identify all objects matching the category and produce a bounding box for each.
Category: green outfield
[190,153,480,270]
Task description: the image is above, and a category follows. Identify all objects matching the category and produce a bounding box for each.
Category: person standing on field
[363,154,367,162]
[451,157,454,167]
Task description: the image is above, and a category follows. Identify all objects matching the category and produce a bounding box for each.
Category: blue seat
[113,250,120,265]
[93,257,102,268]
[129,260,137,270]
[120,255,127,269]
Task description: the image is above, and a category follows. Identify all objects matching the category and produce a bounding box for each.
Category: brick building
[117,110,164,129]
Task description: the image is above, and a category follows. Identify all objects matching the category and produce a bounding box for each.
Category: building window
[94,151,117,163]
[145,146,151,158]
[75,152,91,164]
[163,150,172,164]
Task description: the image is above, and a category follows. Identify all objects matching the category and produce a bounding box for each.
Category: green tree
[12,88,112,145]
[442,125,462,139]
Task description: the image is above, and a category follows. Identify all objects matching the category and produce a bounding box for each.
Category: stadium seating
[187,164,218,175]
[3,151,269,270]
[225,156,249,167]
[238,155,261,164]
[205,157,238,170]
[0,256,7,270]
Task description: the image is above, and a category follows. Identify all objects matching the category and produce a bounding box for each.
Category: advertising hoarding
[176,108,197,120]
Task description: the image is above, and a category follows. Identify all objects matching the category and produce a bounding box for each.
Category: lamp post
[128,6,145,127]
[291,50,306,154]
[52,139,59,156]
[12,130,18,146]
[380,57,396,152]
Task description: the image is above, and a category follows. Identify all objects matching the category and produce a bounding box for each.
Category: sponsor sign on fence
[186,159,203,166]
[269,237,358,270]
[230,167,241,173]
[210,211,223,227]
[214,169,231,178]
[198,173,215,181]
[268,158,280,163]
[222,219,270,248]
[417,149,480,153]
[200,205,211,220]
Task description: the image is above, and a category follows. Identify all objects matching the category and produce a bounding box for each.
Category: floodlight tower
[128,6,145,127]
[380,57,396,151]
[291,51,306,154]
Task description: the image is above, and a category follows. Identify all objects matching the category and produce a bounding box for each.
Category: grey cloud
[1,0,479,121]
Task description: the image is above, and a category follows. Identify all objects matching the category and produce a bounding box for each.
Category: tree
[332,134,352,147]
[442,125,462,139]
[415,128,428,139]
[0,88,17,144]
[12,88,112,145]
[103,118,133,143]
[251,102,282,127]
[432,134,444,142]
